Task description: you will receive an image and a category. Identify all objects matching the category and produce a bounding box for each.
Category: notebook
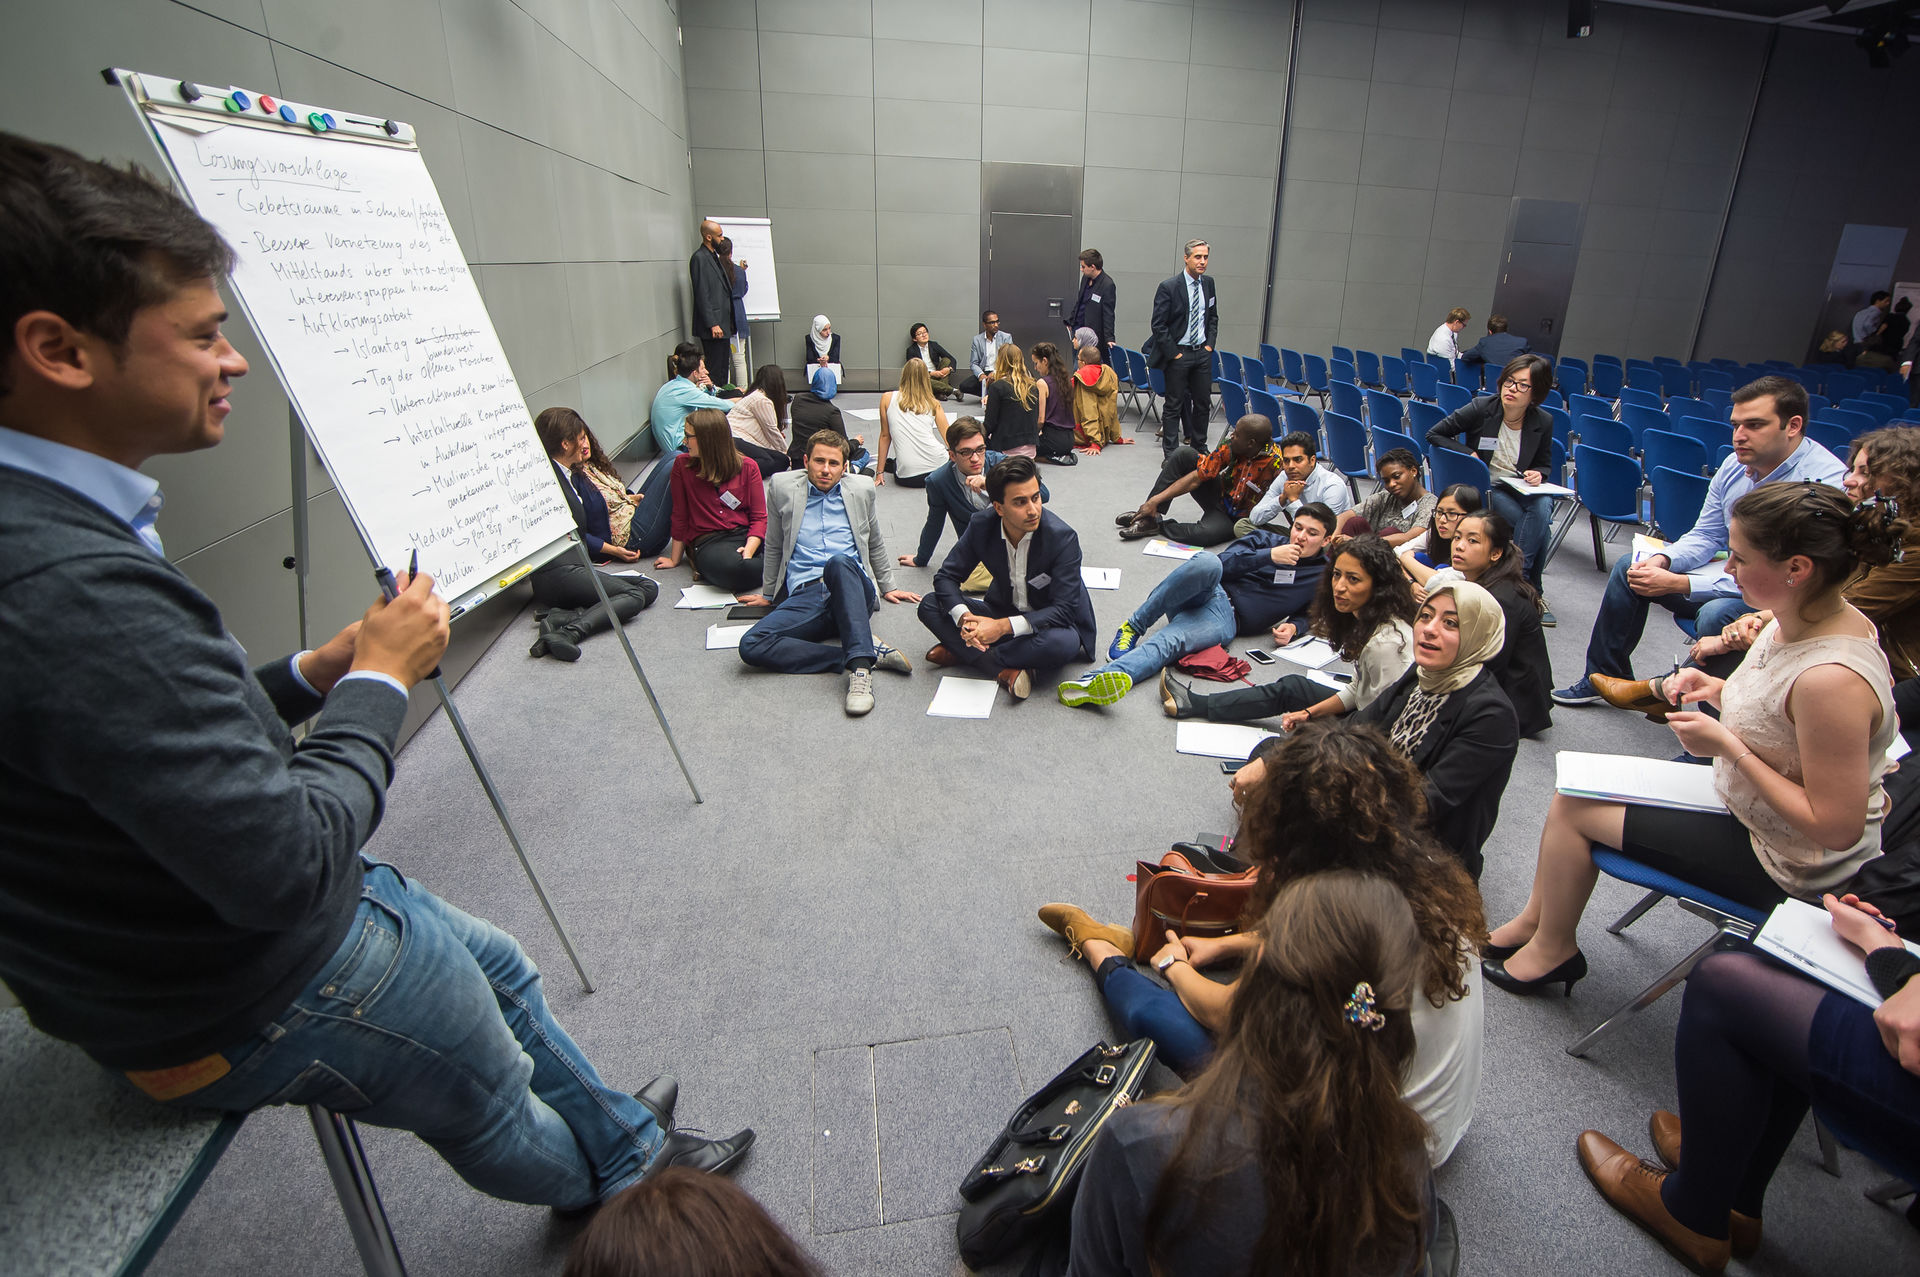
[1553,751,1727,813]
[1753,898,1920,1009]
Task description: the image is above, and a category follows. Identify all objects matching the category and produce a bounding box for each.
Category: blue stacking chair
[1249,387,1286,437]
[1220,378,1248,426]
[1370,425,1422,469]
[1619,403,1672,451]
[1324,410,1372,499]
[1401,346,1426,370]
[1828,371,1867,401]
[1823,406,1876,437]
[1590,360,1624,399]
[1648,466,1710,541]
[1665,395,1708,423]
[1280,397,1322,450]
[1428,447,1492,503]
[1573,444,1646,570]
[1381,355,1411,397]
[1696,368,1733,395]
[1641,428,1709,479]
[1842,397,1896,426]
[1436,382,1471,416]
[1408,359,1439,403]
[1658,364,1693,398]
[1863,391,1908,419]
[1702,387,1733,414]
[1126,348,1159,424]
[1543,389,1565,410]
[1626,363,1664,396]
[1264,341,1287,380]
[1331,358,1358,389]
[1544,404,1572,451]
[1148,365,1168,425]
[1216,350,1242,388]
[1332,344,1355,367]
[1805,420,1852,457]
[1301,353,1332,408]
[1278,347,1309,397]
[1356,349,1383,388]
[1574,413,1632,455]
[1557,356,1589,396]
[1406,400,1444,443]
[1109,347,1139,418]
[1365,389,1404,433]
[1549,436,1568,485]
[1620,387,1664,412]
[1330,379,1364,423]
[1564,849,1770,1058]
[1426,352,1455,383]
[1569,393,1614,426]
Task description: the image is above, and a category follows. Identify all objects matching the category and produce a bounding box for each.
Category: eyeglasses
[1434,508,1466,522]
[954,446,988,458]
[1499,376,1531,391]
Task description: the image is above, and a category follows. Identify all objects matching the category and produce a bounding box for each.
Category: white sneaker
[845,667,875,716]
[871,642,913,674]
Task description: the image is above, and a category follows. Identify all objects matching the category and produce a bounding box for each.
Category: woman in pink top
[654,409,767,595]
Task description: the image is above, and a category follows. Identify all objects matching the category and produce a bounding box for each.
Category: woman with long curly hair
[1067,872,1437,1277]
[1039,721,1487,1166]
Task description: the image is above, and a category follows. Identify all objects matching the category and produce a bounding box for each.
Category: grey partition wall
[0,0,695,736]
[686,0,1295,391]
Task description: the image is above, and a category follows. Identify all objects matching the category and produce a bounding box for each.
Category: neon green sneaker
[1057,670,1134,707]
[1107,621,1142,659]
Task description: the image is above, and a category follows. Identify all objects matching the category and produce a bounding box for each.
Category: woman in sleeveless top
[1031,341,1078,465]
[874,360,948,488]
[1485,482,1908,998]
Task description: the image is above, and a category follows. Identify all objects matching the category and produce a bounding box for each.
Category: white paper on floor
[842,407,882,420]
[596,567,648,577]
[675,584,738,609]
[927,676,998,719]
[1082,567,1121,589]
[1277,637,1340,669]
[1175,721,1277,760]
[1142,538,1200,560]
[1303,669,1345,689]
[705,623,752,649]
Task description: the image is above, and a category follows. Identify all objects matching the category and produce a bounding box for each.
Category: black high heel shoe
[1482,940,1521,962]
[1482,950,1587,997]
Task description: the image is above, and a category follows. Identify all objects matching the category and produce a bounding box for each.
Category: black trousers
[735,437,788,475]
[528,560,656,642]
[1148,446,1237,546]
[1160,347,1212,455]
[699,333,731,382]
[689,528,764,594]
[1190,674,1326,722]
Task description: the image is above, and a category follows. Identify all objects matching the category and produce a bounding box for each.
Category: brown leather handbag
[1129,850,1260,962]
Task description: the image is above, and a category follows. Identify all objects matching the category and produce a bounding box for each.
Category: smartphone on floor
[1220,760,1246,774]
[1245,648,1276,666]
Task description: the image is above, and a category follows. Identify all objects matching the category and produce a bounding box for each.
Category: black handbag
[955,1039,1156,1269]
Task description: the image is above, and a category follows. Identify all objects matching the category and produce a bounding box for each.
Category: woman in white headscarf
[1347,580,1520,881]
[806,314,841,374]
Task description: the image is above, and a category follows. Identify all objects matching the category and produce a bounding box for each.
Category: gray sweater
[0,468,407,1069]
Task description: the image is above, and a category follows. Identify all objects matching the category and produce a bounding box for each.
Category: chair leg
[1608,889,1666,935]
[309,1106,409,1277]
[1815,1120,1843,1178]
[1567,929,1727,1058]
[1590,512,1606,571]
[1866,1177,1916,1205]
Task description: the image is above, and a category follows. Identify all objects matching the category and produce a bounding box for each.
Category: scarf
[1416,581,1505,695]
[809,315,833,360]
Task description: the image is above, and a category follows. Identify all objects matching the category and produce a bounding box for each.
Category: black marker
[373,548,440,680]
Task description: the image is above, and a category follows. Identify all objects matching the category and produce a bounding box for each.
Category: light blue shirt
[648,376,736,454]
[0,425,405,700]
[1183,274,1205,346]
[1246,460,1354,529]
[786,481,858,591]
[1666,437,1848,599]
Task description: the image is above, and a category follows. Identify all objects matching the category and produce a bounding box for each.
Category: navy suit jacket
[1461,331,1529,367]
[1147,271,1218,368]
[1070,271,1116,347]
[913,452,1049,565]
[933,508,1096,660]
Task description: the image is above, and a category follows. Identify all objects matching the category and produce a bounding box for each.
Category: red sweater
[668,454,766,543]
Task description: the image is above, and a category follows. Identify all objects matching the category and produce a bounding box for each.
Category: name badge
[1089,293,1101,303]
[719,490,742,509]
[1207,296,1216,308]
[1476,435,1497,453]
[1030,572,1052,589]
[1273,569,1295,585]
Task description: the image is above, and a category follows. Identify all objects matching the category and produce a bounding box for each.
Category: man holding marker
[0,132,751,1211]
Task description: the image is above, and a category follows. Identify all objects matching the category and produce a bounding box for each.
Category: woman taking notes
[1485,483,1905,997]
[652,409,766,596]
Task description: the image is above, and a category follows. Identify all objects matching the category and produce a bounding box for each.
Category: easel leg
[426,676,597,992]
[575,539,704,803]
[308,1106,408,1277]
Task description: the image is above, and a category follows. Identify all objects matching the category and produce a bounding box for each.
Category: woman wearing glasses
[1424,354,1558,623]
[1398,484,1483,593]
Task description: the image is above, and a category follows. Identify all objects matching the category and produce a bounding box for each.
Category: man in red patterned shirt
[1117,417,1282,547]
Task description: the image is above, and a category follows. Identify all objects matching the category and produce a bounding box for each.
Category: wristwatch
[1154,954,1183,973]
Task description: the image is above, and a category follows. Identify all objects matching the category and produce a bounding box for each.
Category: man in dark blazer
[689,218,733,382]
[900,418,1049,569]
[1147,239,1218,457]
[919,456,1095,701]
[1459,315,1530,374]
[1067,248,1116,361]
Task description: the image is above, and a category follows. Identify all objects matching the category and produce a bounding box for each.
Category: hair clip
[1343,981,1386,1032]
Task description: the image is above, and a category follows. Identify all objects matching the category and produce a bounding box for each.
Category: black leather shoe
[641,1128,755,1182]
[1119,514,1161,541]
[1483,950,1587,997]
[1482,940,1521,962]
[635,1074,678,1131]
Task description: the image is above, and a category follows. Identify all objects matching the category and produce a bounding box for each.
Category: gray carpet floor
[146,394,1918,1276]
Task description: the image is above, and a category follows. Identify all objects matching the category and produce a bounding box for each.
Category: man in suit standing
[689,219,733,382]
[917,456,1094,702]
[1148,240,1217,457]
[899,418,1048,569]
[1067,249,1116,363]
[739,431,921,715]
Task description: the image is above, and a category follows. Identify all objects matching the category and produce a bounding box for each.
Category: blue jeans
[628,456,675,557]
[738,554,878,673]
[1094,956,1214,1076]
[1584,553,1751,680]
[160,862,661,1209]
[1487,485,1552,590]
[1096,552,1237,684]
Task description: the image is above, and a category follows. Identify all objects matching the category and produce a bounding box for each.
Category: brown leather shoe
[1038,903,1133,958]
[1578,1130,1729,1273]
[1119,514,1161,541]
[1591,673,1673,722]
[926,644,960,668]
[1648,1112,1761,1259]
[997,668,1032,701]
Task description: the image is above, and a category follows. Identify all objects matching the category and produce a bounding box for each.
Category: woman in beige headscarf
[1345,581,1520,882]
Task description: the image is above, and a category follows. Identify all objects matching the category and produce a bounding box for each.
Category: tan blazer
[760,469,897,602]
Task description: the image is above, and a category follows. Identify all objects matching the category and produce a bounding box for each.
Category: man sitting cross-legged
[1116,416,1283,547]
[917,456,1097,702]
[738,431,920,716]
[1059,503,1336,707]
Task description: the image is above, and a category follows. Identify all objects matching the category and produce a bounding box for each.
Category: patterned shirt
[1193,441,1284,519]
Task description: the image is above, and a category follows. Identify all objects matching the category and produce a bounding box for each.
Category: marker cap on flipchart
[279,104,298,123]
[227,89,251,112]
[177,80,201,102]
[382,119,401,136]
[258,94,277,112]
[306,112,330,133]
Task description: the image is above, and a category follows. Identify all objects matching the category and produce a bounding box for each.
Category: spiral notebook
[1753,898,1920,1009]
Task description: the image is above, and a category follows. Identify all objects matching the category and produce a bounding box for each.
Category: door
[1490,199,1584,361]
[1812,224,1906,360]
[981,163,1083,357]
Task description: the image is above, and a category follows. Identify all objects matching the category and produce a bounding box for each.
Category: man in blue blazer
[901,418,1049,569]
[1459,314,1530,376]
[1147,239,1218,457]
[918,456,1096,701]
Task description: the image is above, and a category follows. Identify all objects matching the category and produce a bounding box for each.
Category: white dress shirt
[1427,322,1459,365]
[951,522,1036,637]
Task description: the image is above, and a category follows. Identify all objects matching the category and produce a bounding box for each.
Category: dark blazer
[1481,576,1554,737]
[933,508,1097,660]
[788,393,847,466]
[1070,271,1116,347]
[1147,271,1218,369]
[728,263,750,337]
[690,246,731,334]
[552,459,617,558]
[1461,331,1529,368]
[1352,666,1518,880]
[1426,396,1552,476]
[803,332,843,371]
[904,338,961,378]
[912,451,1049,565]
